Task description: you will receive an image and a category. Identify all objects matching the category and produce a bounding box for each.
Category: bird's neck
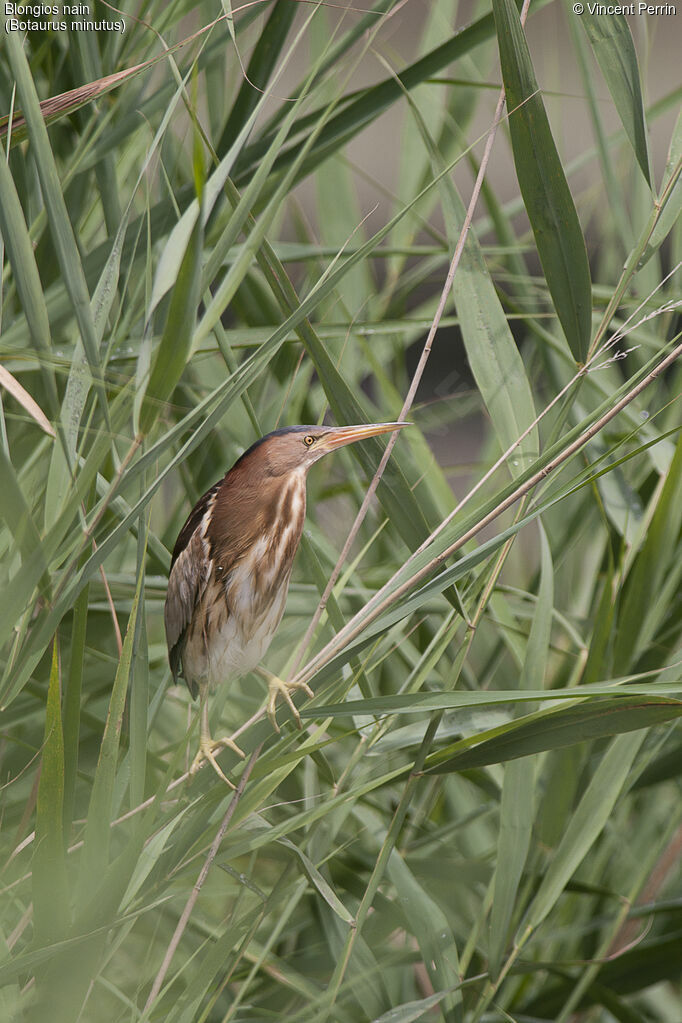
[208,466,307,567]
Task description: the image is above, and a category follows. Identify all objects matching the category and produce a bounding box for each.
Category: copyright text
[572,1,676,11]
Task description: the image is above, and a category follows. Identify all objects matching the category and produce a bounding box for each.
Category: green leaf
[0,445,49,591]
[308,682,682,718]
[146,41,285,325]
[62,583,88,838]
[32,639,70,947]
[522,732,645,933]
[0,151,58,413]
[489,759,533,978]
[404,78,538,477]
[195,8,350,348]
[426,697,682,773]
[77,552,146,907]
[218,0,298,153]
[4,28,108,419]
[580,13,651,186]
[120,807,192,911]
[371,989,462,1023]
[279,839,354,924]
[615,430,682,671]
[521,927,682,1017]
[128,524,149,808]
[0,389,133,703]
[139,211,204,436]
[315,154,372,319]
[235,0,554,189]
[583,559,616,686]
[489,525,553,977]
[493,0,592,361]
[519,525,553,690]
[638,105,682,269]
[569,18,632,251]
[387,852,462,1020]
[44,214,127,529]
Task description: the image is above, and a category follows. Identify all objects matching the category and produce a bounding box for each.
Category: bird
[164,421,407,783]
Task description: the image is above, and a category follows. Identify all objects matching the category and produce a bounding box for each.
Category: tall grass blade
[489,525,553,977]
[0,152,58,412]
[426,697,682,772]
[32,640,70,946]
[4,28,108,418]
[615,431,682,671]
[77,551,146,905]
[638,106,682,268]
[522,732,646,934]
[218,0,298,153]
[139,211,204,436]
[407,90,539,475]
[493,0,592,361]
[580,13,652,185]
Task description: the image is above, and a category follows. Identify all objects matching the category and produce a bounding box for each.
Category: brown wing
[164,482,220,698]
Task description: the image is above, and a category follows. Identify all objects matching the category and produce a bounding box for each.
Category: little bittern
[165,422,406,782]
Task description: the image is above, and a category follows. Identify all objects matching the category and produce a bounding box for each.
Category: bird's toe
[214,734,246,760]
[266,675,313,731]
[190,741,237,787]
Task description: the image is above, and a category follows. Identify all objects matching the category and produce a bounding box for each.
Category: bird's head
[238,422,409,478]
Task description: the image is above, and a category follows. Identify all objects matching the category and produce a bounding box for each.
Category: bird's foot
[190,734,246,787]
[266,675,314,732]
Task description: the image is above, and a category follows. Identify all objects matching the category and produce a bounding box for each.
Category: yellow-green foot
[265,674,314,731]
[190,735,246,786]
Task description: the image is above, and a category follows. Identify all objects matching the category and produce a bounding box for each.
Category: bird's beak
[318,421,410,453]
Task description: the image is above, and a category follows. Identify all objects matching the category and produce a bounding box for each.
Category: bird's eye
[303,435,315,446]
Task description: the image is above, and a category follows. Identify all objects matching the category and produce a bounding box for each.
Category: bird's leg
[257,667,314,732]
[189,686,246,786]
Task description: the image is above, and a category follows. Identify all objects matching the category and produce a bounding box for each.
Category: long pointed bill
[318,421,409,454]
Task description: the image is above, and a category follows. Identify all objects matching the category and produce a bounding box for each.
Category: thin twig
[6,903,32,952]
[143,743,262,1012]
[96,554,123,658]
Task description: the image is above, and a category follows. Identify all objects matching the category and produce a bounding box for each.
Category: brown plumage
[165,422,407,783]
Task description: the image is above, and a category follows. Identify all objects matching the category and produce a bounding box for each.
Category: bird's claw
[190,735,246,787]
[266,677,314,732]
